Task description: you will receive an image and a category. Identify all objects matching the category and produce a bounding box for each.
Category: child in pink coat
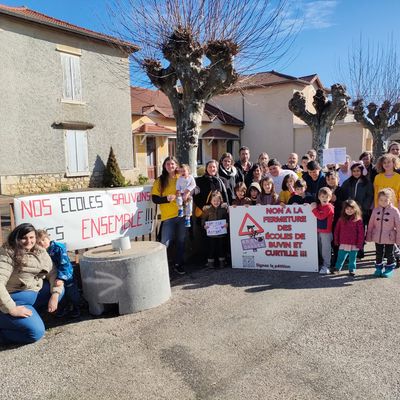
[366,188,400,277]
[333,199,364,276]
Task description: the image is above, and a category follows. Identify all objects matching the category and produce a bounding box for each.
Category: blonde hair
[36,229,50,240]
[318,187,332,198]
[378,188,395,204]
[375,154,400,173]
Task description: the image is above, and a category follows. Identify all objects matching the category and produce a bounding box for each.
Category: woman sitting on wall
[0,223,64,345]
[151,156,187,275]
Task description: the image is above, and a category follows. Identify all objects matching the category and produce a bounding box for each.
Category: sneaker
[184,218,191,228]
[348,271,356,277]
[319,266,330,275]
[373,264,383,277]
[178,209,184,218]
[174,264,186,275]
[56,307,70,318]
[382,264,395,278]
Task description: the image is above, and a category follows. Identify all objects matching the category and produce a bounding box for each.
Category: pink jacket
[366,205,400,244]
[334,217,364,249]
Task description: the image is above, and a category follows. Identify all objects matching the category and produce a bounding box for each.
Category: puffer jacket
[194,174,228,210]
[0,247,62,314]
[366,205,400,244]
[341,176,374,217]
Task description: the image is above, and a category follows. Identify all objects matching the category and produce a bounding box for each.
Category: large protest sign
[229,205,318,272]
[14,186,155,250]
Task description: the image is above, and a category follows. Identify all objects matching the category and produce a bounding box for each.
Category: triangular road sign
[238,213,264,236]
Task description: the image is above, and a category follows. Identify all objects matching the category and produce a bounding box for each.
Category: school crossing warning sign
[230,205,318,272]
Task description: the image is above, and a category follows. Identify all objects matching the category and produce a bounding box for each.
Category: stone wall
[0,173,95,195]
[0,168,142,195]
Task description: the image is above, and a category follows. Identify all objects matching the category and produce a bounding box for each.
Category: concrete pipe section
[80,241,171,316]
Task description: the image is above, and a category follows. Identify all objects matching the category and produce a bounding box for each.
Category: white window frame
[65,130,89,176]
[60,52,82,102]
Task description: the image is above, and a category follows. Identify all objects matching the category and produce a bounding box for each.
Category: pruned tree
[109,0,296,174]
[338,35,400,158]
[288,84,350,164]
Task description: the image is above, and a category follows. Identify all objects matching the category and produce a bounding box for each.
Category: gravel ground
[1,246,400,400]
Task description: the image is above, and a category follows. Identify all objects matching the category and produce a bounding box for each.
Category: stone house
[0,5,138,195]
[212,71,372,164]
[131,87,243,178]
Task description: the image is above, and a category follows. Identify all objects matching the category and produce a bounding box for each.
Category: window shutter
[60,53,82,101]
[61,53,73,100]
[70,55,82,100]
[65,130,89,174]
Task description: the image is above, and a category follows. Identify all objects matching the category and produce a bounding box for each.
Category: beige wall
[294,121,372,163]
[212,84,306,162]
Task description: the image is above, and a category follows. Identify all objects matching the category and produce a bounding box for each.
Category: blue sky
[2,0,400,88]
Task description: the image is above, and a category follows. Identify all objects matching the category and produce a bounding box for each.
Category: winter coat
[334,217,364,249]
[218,164,242,205]
[234,161,252,182]
[232,197,252,206]
[303,171,327,200]
[194,174,228,210]
[201,204,229,238]
[259,193,280,205]
[312,203,334,233]
[341,176,374,218]
[0,247,62,314]
[366,205,400,244]
[48,241,73,281]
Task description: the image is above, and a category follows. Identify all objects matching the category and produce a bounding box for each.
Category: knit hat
[249,182,261,192]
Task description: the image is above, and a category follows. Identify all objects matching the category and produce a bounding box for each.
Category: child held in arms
[37,230,80,318]
[176,163,196,228]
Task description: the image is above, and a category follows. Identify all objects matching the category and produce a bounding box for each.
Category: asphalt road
[1,248,400,400]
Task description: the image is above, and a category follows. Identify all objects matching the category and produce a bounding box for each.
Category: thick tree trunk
[175,101,205,176]
[371,128,386,159]
[312,126,331,165]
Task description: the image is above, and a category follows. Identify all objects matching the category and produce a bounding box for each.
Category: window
[65,130,89,175]
[60,53,82,101]
[168,138,177,157]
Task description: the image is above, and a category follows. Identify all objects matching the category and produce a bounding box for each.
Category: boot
[373,264,384,277]
[218,257,226,269]
[382,263,395,278]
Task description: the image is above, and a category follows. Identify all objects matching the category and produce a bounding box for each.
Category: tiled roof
[130,87,243,126]
[0,4,138,52]
[229,70,323,91]
[133,123,176,135]
[202,129,239,140]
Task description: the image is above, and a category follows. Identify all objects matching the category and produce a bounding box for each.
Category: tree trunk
[175,101,205,176]
[312,125,331,166]
[372,128,386,159]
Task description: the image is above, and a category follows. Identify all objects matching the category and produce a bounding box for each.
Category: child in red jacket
[333,199,364,277]
[311,187,335,274]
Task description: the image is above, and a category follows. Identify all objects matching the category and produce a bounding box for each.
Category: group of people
[2,143,400,346]
[151,144,400,279]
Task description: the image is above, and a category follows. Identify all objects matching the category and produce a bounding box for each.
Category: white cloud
[282,0,338,31]
[303,0,338,29]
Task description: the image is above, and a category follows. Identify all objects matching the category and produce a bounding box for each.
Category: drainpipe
[239,91,245,147]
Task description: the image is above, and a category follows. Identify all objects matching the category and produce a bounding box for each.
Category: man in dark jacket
[234,146,252,182]
[303,161,327,200]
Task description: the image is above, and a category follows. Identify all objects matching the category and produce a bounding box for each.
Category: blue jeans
[0,280,63,345]
[58,277,80,311]
[161,217,186,266]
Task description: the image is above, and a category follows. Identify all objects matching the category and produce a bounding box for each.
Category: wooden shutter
[60,53,82,101]
[65,130,89,174]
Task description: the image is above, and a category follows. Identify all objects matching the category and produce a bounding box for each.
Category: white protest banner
[322,147,347,166]
[205,219,227,236]
[13,186,155,250]
[229,205,318,272]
